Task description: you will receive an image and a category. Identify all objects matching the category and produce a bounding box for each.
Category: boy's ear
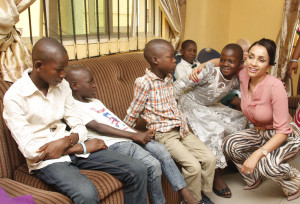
[34,60,43,72]
[153,56,159,65]
[180,49,183,55]
[70,81,78,91]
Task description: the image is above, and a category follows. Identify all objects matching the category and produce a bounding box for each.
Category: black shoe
[199,193,214,204]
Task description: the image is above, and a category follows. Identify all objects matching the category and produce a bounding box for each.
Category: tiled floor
[206,156,300,204]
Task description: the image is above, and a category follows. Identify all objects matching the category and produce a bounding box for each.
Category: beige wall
[184,0,284,52]
[184,0,231,52]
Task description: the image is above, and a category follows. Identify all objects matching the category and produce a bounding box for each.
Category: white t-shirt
[174,59,200,80]
[75,98,133,147]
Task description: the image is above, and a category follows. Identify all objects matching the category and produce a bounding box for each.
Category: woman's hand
[240,154,260,175]
[288,61,298,77]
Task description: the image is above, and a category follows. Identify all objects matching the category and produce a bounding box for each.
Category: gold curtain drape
[0,0,36,82]
[158,0,186,49]
[271,0,300,81]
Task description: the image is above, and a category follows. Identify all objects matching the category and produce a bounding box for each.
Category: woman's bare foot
[213,168,231,198]
[179,187,198,204]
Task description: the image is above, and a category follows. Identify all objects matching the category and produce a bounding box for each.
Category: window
[16,0,167,59]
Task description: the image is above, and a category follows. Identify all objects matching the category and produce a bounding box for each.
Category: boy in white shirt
[3,37,147,204]
[174,40,200,80]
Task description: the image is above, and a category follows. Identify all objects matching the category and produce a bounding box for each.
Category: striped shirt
[124,68,189,137]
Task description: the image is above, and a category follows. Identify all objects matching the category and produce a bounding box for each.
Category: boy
[124,39,216,204]
[174,40,200,80]
[3,37,147,204]
[65,65,199,204]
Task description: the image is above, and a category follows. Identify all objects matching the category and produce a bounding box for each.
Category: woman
[223,38,300,201]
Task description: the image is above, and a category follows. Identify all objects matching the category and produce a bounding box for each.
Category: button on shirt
[124,68,189,137]
[3,69,87,172]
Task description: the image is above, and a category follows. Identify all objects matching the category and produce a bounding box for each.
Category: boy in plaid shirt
[124,39,216,204]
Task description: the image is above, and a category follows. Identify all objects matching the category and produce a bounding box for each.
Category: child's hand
[85,138,108,153]
[189,64,205,82]
[132,130,154,145]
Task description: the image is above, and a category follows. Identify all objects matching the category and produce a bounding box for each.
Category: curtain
[271,0,300,81]
[0,0,36,82]
[158,0,186,49]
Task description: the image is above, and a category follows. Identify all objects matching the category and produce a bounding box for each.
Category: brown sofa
[0,52,181,203]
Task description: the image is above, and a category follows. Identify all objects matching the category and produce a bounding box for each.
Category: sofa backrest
[68,52,149,120]
[0,78,25,179]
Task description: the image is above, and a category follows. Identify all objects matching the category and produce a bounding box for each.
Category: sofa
[0,52,181,203]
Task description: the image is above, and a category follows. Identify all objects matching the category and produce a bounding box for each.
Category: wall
[184,0,231,52]
[228,0,284,44]
[184,0,284,52]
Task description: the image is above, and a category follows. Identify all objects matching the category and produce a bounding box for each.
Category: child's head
[144,39,176,78]
[65,65,96,102]
[31,37,69,86]
[219,43,244,80]
[236,38,251,61]
[180,40,197,64]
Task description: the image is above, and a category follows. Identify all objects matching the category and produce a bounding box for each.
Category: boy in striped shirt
[124,39,216,204]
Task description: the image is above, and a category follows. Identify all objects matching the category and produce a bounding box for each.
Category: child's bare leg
[179,187,198,204]
[213,168,231,198]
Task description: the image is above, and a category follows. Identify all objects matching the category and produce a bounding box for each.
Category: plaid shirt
[124,68,189,137]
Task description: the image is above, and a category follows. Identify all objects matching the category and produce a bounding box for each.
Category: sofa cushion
[0,178,71,204]
[14,163,123,200]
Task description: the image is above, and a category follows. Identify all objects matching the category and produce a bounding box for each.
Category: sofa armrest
[0,178,71,204]
[288,95,300,118]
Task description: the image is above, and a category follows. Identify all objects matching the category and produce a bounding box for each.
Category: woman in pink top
[223,38,300,201]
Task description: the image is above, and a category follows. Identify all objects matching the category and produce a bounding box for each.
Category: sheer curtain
[158,0,186,49]
[0,0,36,82]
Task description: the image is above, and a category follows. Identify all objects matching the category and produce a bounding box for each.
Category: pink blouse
[239,68,292,135]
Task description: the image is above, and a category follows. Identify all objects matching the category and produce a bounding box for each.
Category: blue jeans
[34,149,147,204]
[145,140,187,192]
[110,141,165,204]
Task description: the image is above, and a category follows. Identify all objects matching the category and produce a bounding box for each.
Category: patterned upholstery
[0,178,71,204]
[288,95,300,118]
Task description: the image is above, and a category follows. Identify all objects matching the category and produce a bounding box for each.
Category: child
[174,40,200,80]
[65,65,198,204]
[124,39,216,204]
[3,37,148,204]
[173,44,248,198]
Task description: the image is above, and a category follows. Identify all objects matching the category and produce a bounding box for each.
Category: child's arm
[173,62,215,99]
[124,78,150,127]
[87,120,153,145]
[62,138,108,155]
[189,58,220,81]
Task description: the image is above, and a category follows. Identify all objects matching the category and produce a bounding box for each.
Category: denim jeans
[110,141,165,204]
[145,139,187,192]
[35,149,147,204]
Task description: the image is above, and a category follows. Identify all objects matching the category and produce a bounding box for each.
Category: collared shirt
[3,69,88,172]
[124,68,189,137]
[239,68,292,134]
[75,98,132,147]
[174,59,200,80]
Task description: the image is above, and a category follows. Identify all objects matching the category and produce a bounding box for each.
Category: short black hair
[32,37,67,64]
[144,39,173,64]
[249,38,276,66]
[222,43,243,62]
[181,40,197,50]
